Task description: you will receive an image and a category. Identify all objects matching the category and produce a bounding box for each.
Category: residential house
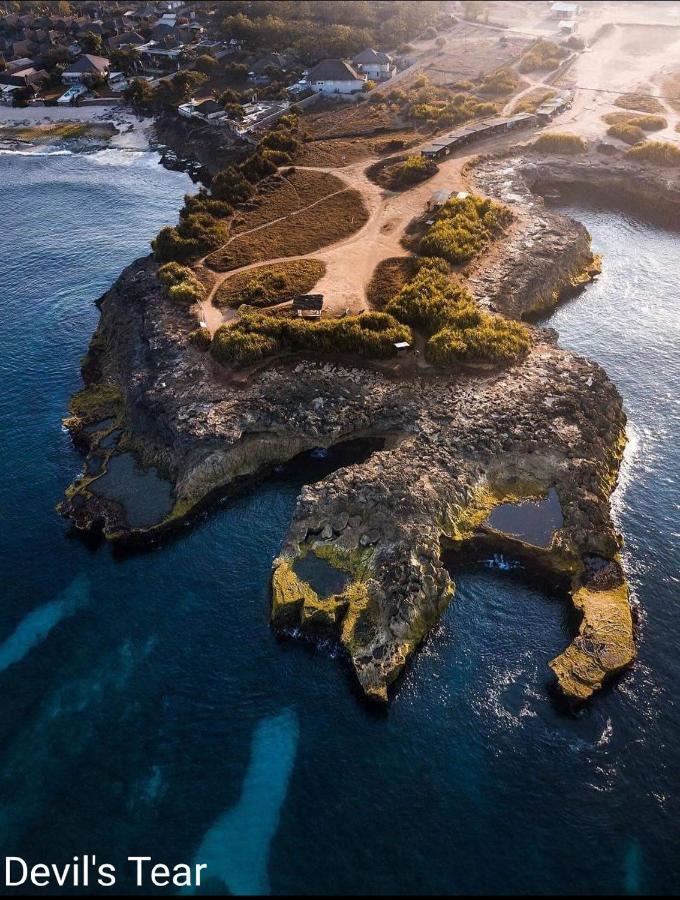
[0,66,46,88]
[62,53,110,83]
[108,31,146,50]
[305,59,366,95]
[352,48,393,82]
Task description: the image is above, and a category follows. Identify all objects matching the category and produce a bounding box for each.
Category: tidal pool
[485,487,563,547]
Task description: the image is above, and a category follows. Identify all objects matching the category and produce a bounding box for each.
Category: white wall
[311,79,365,94]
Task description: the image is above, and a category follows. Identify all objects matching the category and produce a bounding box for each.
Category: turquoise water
[1,150,679,894]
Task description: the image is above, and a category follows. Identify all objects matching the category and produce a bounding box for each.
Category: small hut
[293,294,324,318]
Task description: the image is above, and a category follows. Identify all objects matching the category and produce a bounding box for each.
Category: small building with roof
[352,48,393,81]
[306,59,366,95]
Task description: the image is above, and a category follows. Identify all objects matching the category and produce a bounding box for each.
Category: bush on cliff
[425,316,530,365]
[210,167,255,205]
[418,194,513,265]
[152,213,229,263]
[626,140,680,167]
[211,309,411,367]
[384,258,530,367]
[158,262,205,305]
[531,132,586,154]
[189,327,212,350]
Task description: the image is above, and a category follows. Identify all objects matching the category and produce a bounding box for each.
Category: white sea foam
[0,574,88,673]
[191,708,299,895]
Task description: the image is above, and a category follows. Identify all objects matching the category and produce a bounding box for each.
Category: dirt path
[194,127,536,333]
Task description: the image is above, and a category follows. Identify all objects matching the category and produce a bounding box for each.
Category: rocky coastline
[58,148,676,706]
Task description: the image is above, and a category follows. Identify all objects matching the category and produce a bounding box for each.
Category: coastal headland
[56,123,680,704]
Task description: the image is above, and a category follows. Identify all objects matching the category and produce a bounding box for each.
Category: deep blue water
[1,151,679,894]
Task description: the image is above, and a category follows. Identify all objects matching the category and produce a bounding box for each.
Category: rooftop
[307,59,364,82]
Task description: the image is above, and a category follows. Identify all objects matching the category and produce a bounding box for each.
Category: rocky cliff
[60,150,658,705]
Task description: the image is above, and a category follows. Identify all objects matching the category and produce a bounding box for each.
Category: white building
[352,48,394,82]
[306,59,366,95]
[549,2,580,18]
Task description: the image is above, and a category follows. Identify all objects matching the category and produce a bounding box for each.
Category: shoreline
[0,104,155,152]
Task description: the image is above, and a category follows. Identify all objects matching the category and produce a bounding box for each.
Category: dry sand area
[195,3,680,334]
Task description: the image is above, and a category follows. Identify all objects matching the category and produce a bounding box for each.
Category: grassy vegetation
[477,68,522,98]
[614,93,664,114]
[602,112,667,132]
[69,383,122,421]
[152,214,230,264]
[531,132,587,154]
[519,39,569,74]
[368,154,438,190]
[606,122,647,145]
[158,262,206,304]
[625,140,680,167]
[426,317,529,364]
[511,88,556,114]
[294,132,420,167]
[230,169,346,234]
[211,309,411,366]
[366,257,419,310]
[383,258,530,365]
[188,327,212,350]
[214,260,326,308]
[206,188,369,272]
[419,194,513,265]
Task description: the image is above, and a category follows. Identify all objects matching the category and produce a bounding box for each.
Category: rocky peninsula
[59,145,680,706]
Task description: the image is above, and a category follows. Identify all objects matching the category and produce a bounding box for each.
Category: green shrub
[169,280,204,304]
[626,140,680,167]
[211,309,412,367]
[261,129,299,154]
[629,114,667,131]
[418,195,513,265]
[240,152,278,183]
[182,190,233,219]
[519,39,568,73]
[386,260,474,334]
[211,327,279,365]
[158,262,205,305]
[189,327,212,350]
[607,122,646,145]
[152,227,201,263]
[158,262,195,287]
[614,93,664,114]
[384,256,530,367]
[426,316,530,364]
[210,167,255,204]
[478,68,521,97]
[531,132,586,154]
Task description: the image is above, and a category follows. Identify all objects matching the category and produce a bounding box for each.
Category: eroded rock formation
[60,150,660,705]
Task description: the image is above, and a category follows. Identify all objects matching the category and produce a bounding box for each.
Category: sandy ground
[0,104,154,149]
[196,127,529,333]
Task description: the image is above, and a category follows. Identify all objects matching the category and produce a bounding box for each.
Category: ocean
[0,148,678,894]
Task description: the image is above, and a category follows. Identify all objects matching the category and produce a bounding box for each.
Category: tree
[210,167,254,204]
[195,53,217,74]
[79,31,103,55]
[110,47,140,75]
[123,77,154,110]
[12,85,33,107]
